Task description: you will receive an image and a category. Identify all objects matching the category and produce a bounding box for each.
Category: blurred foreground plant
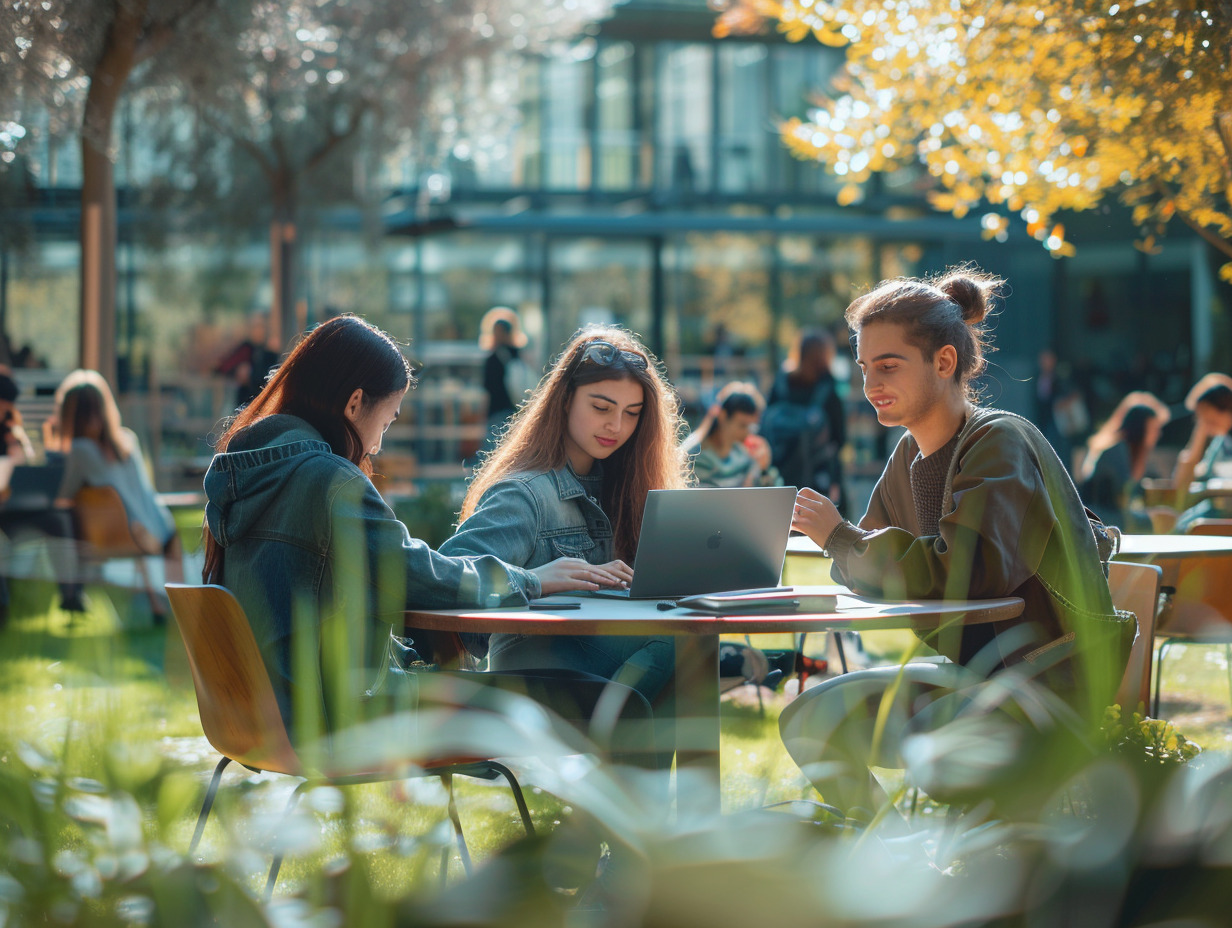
[1101,704,1202,768]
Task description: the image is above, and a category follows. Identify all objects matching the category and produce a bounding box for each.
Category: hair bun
[937,269,1001,325]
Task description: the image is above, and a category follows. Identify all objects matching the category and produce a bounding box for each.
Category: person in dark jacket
[764,329,847,508]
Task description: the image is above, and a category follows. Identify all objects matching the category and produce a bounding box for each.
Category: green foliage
[4,593,1232,926]
[1101,704,1202,767]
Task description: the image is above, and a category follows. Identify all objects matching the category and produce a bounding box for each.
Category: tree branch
[198,107,276,181]
[1215,111,1232,185]
[1174,207,1232,262]
[134,0,215,65]
[302,100,370,174]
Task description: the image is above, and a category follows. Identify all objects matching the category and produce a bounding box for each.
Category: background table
[406,588,1024,815]
[1114,533,1232,587]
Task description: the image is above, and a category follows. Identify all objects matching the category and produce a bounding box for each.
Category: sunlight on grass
[2,568,1231,909]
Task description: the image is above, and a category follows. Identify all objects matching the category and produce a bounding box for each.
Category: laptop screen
[620,486,797,598]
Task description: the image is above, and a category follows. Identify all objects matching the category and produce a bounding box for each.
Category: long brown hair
[460,325,689,561]
[203,314,413,583]
[56,369,133,461]
[1079,391,1170,483]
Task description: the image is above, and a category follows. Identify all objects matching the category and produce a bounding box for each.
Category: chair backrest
[1185,519,1232,536]
[73,485,150,557]
[165,583,302,775]
[1108,561,1163,710]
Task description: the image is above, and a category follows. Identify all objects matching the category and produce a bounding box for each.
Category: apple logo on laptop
[707,530,722,549]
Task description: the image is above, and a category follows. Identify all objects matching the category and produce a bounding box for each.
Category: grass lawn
[1,545,1228,900]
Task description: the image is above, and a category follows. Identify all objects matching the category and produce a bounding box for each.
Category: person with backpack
[763,329,847,510]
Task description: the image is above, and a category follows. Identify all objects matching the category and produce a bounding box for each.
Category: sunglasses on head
[578,340,649,371]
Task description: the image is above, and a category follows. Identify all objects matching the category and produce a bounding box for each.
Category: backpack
[761,376,837,491]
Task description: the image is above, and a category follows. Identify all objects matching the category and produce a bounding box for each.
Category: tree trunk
[79,1,148,387]
[269,169,299,350]
[80,129,117,385]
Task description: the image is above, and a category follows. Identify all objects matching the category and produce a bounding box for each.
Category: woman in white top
[52,370,182,581]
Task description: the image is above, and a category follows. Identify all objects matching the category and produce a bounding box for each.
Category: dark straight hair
[203,314,413,583]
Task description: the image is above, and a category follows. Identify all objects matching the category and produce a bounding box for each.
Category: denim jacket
[440,464,612,659]
[203,415,540,732]
[441,464,614,569]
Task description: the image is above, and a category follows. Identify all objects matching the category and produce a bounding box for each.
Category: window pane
[717,44,770,193]
[548,237,651,352]
[656,43,712,193]
[596,41,638,191]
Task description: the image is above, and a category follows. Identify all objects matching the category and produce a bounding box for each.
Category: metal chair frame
[167,583,535,901]
[1151,520,1232,717]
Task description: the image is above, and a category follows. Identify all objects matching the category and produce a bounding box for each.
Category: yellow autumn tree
[715,1,1232,277]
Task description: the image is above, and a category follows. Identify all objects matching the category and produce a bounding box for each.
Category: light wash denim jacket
[440,464,612,658]
[203,415,540,733]
[441,463,614,570]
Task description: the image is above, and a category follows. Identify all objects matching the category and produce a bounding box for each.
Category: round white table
[406,588,1025,815]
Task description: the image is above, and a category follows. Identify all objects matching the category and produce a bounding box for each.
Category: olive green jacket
[826,407,1129,706]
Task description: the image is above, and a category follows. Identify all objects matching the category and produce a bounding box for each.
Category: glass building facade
[0,0,1223,489]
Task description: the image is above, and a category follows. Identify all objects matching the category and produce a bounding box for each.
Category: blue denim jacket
[440,464,612,659]
[441,465,674,702]
[441,464,614,569]
[203,415,540,732]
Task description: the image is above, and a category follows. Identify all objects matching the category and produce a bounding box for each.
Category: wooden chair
[165,583,536,900]
[72,485,164,617]
[1152,519,1232,716]
[1108,562,1163,712]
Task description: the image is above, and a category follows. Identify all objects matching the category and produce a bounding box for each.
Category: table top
[405,586,1025,636]
[785,535,827,557]
[787,531,1232,560]
[1115,533,1232,559]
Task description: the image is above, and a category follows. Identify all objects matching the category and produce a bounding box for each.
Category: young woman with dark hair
[441,325,689,703]
[1077,391,1170,532]
[201,314,630,735]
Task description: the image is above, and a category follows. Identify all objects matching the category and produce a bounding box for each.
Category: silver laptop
[593,486,797,599]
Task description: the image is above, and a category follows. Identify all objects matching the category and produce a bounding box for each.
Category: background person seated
[1170,374,1232,532]
[51,370,183,585]
[1076,391,1170,533]
[683,381,782,488]
[0,370,82,624]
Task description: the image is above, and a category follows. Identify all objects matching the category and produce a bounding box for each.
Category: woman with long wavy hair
[442,324,689,703]
[1076,391,1170,532]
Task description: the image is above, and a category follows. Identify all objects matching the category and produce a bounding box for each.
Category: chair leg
[1225,644,1232,708]
[745,634,765,716]
[485,761,536,836]
[135,558,163,625]
[441,773,474,880]
[1153,639,1173,718]
[189,757,232,855]
[833,631,849,675]
[264,780,308,902]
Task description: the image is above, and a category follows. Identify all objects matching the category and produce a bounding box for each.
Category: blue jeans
[488,633,675,704]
